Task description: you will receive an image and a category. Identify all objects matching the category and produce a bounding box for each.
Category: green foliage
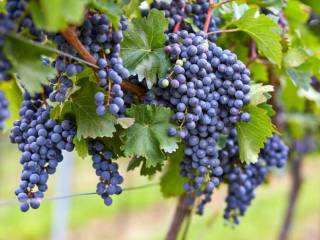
[250,62,268,82]
[51,79,116,139]
[29,0,88,31]
[3,34,55,94]
[249,83,274,106]
[236,105,276,163]
[234,8,283,67]
[160,144,186,198]
[122,104,179,168]
[73,137,89,159]
[121,9,170,88]
[287,67,312,90]
[0,80,22,132]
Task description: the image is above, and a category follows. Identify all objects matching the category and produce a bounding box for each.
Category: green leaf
[29,0,88,31]
[281,78,306,112]
[121,9,171,88]
[258,103,275,117]
[250,62,268,82]
[3,34,55,94]
[236,105,276,163]
[284,0,309,28]
[73,138,89,159]
[89,1,122,28]
[249,83,274,106]
[116,117,135,129]
[287,67,312,90]
[51,79,116,139]
[160,144,186,198]
[127,156,163,176]
[234,8,282,67]
[283,48,310,68]
[0,80,22,132]
[101,129,125,158]
[122,104,179,167]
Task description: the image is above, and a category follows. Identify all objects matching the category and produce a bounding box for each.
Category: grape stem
[207,28,240,35]
[61,26,146,100]
[166,194,192,240]
[209,0,236,9]
[278,150,303,240]
[204,0,214,33]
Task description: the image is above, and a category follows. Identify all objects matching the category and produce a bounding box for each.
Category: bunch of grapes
[151,0,186,31]
[151,0,220,41]
[5,0,45,41]
[10,90,76,211]
[185,0,220,42]
[222,134,288,224]
[88,140,123,206]
[0,90,10,130]
[52,14,130,116]
[151,30,251,213]
[0,13,15,81]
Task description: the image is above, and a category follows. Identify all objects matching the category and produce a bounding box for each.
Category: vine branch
[278,150,303,240]
[61,26,146,100]
[166,194,192,240]
[204,0,214,33]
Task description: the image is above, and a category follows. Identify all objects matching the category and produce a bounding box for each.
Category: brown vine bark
[61,27,146,100]
[166,194,192,240]
[278,152,303,240]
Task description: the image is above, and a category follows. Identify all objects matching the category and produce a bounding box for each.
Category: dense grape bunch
[88,140,123,206]
[152,30,251,213]
[53,14,130,116]
[222,134,289,224]
[151,0,220,41]
[0,14,15,82]
[5,0,45,41]
[0,90,10,130]
[10,91,76,212]
[151,0,186,31]
[185,0,220,42]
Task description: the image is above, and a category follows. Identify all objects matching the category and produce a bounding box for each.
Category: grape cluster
[222,134,288,224]
[151,0,185,31]
[88,140,123,206]
[5,0,45,41]
[10,91,76,211]
[185,0,220,42]
[0,90,10,130]
[152,30,251,213]
[151,0,220,41]
[0,13,14,81]
[49,55,84,103]
[311,76,320,92]
[53,14,130,116]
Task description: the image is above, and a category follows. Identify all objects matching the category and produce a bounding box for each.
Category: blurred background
[1,134,319,240]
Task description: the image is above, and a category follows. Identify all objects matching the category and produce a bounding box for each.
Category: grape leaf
[29,0,88,31]
[236,105,276,163]
[283,48,309,68]
[73,138,88,159]
[250,62,268,82]
[249,83,274,106]
[0,80,22,132]
[3,34,55,94]
[122,104,179,167]
[51,79,116,139]
[121,9,170,88]
[234,8,282,67]
[287,67,312,90]
[127,156,163,176]
[160,144,186,198]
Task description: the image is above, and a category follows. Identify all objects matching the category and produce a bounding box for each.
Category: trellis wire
[0,182,159,207]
